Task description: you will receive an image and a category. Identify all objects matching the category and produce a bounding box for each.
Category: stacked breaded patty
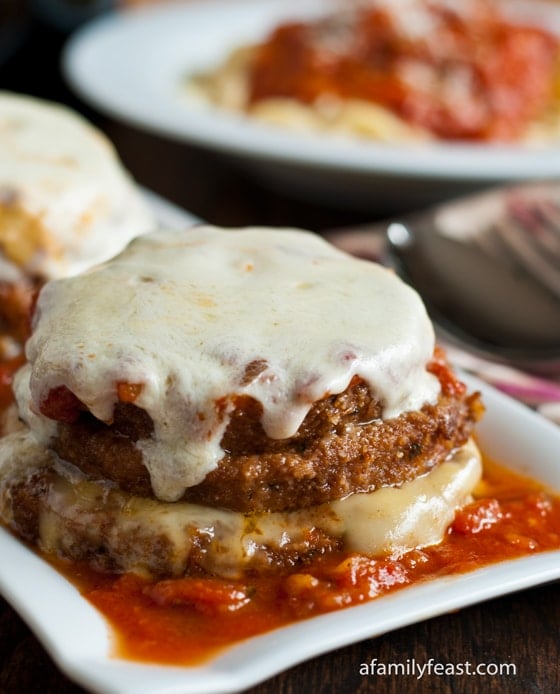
[0,227,483,578]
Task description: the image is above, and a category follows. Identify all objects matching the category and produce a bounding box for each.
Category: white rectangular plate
[1,374,560,694]
[1,194,559,694]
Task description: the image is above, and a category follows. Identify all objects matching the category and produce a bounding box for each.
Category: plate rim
[2,364,560,694]
[2,190,560,694]
[61,0,560,183]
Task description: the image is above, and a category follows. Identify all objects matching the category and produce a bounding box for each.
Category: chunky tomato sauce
[50,453,560,667]
[1,314,558,666]
[248,1,560,140]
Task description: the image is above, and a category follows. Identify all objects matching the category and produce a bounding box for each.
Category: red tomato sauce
[2,325,558,666]
[0,354,24,411]
[0,280,35,412]
[51,453,560,666]
[248,2,560,141]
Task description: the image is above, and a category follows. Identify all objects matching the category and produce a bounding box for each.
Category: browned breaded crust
[52,379,483,513]
[8,467,193,575]
[5,466,342,577]
[8,469,50,541]
[54,403,154,496]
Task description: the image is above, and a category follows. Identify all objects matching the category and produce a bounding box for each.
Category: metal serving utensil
[326,181,560,377]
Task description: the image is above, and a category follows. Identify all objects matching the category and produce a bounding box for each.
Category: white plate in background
[62,0,560,210]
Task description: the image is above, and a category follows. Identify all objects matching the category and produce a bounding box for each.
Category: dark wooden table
[1,10,559,694]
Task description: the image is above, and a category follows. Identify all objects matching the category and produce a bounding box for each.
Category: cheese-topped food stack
[0,91,154,279]
[0,91,155,360]
[0,227,483,578]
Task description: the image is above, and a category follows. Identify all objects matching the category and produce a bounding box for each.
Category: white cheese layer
[0,91,155,279]
[0,432,481,578]
[17,226,440,501]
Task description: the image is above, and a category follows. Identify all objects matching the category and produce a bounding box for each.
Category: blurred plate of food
[63,0,560,210]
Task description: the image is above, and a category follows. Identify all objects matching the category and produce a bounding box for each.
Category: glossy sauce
[0,354,24,411]
[53,454,560,666]
[248,1,560,141]
[2,328,559,664]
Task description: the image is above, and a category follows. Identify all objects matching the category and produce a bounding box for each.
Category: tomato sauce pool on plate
[51,454,560,666]
[1,290,560,666]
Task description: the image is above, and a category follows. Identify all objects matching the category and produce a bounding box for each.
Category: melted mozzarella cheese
[17,226,440,501]
[0,432,481,578]
[0,91,155,279]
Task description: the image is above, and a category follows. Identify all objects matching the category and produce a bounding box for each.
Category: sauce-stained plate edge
[1,359,560,691]
[62,0,560,185]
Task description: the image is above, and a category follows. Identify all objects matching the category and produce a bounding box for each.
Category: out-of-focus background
[0,0,378,231]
